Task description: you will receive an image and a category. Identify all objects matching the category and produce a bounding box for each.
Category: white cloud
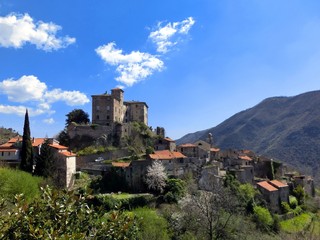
[149,17,195,53]
[0,75,90,116]
[0,75,47,102]
[43,118,55,124]
[0,104,28,116]
[0,13,75,51]
[96,42,164,86]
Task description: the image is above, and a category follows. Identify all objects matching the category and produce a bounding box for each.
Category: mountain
[177,90,320,180]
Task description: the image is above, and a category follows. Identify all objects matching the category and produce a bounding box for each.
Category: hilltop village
[0,88,316,213]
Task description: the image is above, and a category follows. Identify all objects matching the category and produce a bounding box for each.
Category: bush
[0,168,42,202]
[91,194,155,211]
[133,207,170,240]
[281,202,291,214]
[253,206,274,232]
[289,195,298,209]
[163,178,186,204]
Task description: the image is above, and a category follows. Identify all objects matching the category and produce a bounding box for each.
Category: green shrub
[281,202,291,213]
[280,213,313,233]
[0,186,139,239]
[91,194,155,211]
[163,178,186,204]
[253,206,274,232]
[133,207,170,240]
[0,168,42,202]
[289,195,298,209]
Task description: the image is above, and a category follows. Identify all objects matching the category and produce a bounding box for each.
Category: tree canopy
[65,109,90,126]
[34,139,56,178]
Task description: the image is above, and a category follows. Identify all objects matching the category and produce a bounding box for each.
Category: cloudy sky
[1,1,320,139]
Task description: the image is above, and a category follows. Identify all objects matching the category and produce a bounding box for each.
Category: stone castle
[68,88,149,145]
[91,88,148,127]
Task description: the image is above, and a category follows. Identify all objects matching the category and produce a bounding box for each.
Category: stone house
[154,137,176,152]
[257,180,289,213]
[0,137,76,189]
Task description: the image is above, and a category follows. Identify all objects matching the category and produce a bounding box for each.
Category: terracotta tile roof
[0,149,18,152]
[59,151,76,157]
[257,181,278,192]
[32,138,46,147]
[210,147,220,152]
[164,137,175,142]
[239,155,252,161]
[8,137,20,143]
[49,144,68,150]
[178,143,196,148]
[270,180,288,188]
[149,150,186,160]
[112,162,131,167]
[0,143,14,148]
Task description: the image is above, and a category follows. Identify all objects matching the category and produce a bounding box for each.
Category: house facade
[0,137,76,189]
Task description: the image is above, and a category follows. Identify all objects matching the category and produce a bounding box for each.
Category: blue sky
[1,1,320,140]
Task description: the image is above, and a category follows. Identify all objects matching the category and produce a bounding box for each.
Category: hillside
[177,90,320,180]
[0,127,19,145]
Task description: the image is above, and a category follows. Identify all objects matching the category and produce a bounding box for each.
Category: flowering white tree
[145,160,167,193]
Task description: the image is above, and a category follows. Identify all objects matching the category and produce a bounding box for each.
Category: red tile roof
[210,147,220,152]
[112,162,131,167]
[0,143,14,148]
[164,137,175,142]
[270,180,288,188]
[239,155,252,161]
[49,144,68,150]
[8,137,20,143]
[0,149,18,152]
[149,150,186,160]
[257,181,278,192]
[32,138,46,147]
[59,151,76,157]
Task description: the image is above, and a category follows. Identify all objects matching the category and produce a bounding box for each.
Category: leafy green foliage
[90,193,155,211]
[0,168,42,202]
[65,109,90,126]
[0,186,139,239]
[163,178,186,204]
[133,207,170,240]
[56,129,70,147]
[280,213,313,233]
[34,139,56,178]
[293,185,306,205]
[77,145,115,156]
[20,110,34,173]
[253,206,274,232]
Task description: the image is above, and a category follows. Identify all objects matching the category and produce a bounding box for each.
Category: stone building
[0,137,76,189]
[257,180,289,213]
[91,88,148,127]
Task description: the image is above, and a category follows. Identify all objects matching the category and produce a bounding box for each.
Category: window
[179,159,184,163]
[8,152,10,156]
[107,106,110,111]
[1,152,3,156]
[107,115,110,120]
[96,115,99,120]
[96,106,100,110]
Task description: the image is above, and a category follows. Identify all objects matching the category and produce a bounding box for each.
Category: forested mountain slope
[177,91,320,180]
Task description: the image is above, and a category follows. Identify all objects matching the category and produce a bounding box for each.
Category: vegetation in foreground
[0,167,319,239]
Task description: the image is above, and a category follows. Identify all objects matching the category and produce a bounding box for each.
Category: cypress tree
[20,109,34,173]
[34,139,56,178]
